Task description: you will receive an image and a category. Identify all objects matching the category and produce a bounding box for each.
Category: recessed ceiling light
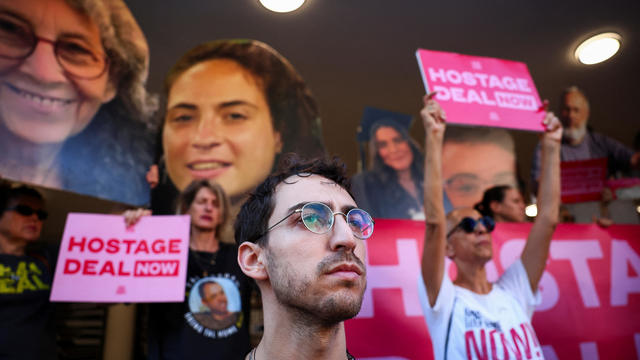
[575,32,622,65]
[259,0,305,13]
[525,204,538,218]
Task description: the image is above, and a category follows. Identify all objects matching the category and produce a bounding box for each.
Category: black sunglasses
[7,204,48,220]
[446,216,495,238]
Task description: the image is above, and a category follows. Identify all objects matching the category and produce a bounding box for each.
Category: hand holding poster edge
[415,48,546,132]
[50,213,190,303]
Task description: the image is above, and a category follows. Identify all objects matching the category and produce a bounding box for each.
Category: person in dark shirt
[125,179,252,360]
[531,86,640,188]
[0,184,56,360]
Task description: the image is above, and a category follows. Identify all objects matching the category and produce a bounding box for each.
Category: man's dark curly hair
[234,154,352,246]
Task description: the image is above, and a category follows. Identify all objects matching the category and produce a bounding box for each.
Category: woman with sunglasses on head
[0,0,156,205]
[0,184,57,360]
[418,94,561,360]
[124,179,252,360]
[474,185,527,223]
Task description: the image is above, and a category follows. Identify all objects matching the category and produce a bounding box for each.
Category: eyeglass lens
[11,205,48,220]
[0,12,107,79]
[301,202,373,239]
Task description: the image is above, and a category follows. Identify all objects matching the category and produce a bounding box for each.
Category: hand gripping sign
[51,213,190,302]
[416,49,545,132]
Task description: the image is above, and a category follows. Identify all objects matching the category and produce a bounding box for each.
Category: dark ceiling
[126,0,639,178]
[37,0,640,240]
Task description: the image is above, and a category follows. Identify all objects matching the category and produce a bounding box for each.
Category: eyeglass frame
[0,12,109,80]
[255,201,374,242]
[446,216,495,239]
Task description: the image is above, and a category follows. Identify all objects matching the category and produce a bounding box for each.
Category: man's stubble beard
[265,248,367,327]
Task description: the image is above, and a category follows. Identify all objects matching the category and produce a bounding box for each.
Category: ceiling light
[575,32,622,65]
[259,0,305,13]
[525,204,538,218]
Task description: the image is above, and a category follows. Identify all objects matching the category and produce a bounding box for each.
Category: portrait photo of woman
[352,107,452,219]
[154,39,326,210]
[0,0,157,205]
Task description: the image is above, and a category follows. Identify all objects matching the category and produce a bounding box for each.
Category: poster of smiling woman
[0,0,156,205]
[151,39,326,212]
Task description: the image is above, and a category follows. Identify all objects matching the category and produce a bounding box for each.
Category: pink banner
[50,213,190,302]
[346,220,640,359]
[561,158,608,204]
[416,49,545,132]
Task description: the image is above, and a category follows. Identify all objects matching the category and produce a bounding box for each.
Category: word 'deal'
[63,259,179,277]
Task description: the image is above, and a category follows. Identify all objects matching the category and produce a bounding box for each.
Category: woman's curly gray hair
[65,0,157,122]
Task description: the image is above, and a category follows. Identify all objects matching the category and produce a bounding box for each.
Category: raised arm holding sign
[419,94,561,360]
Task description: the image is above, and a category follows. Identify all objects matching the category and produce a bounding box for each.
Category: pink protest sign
[416,49,545,131]
[50,213,190,302]
[561,158,608,204]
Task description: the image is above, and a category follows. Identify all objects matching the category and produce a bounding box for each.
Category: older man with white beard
[531,86,640,190]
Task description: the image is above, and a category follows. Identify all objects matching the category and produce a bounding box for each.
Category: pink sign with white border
[50,213,190,303]
[416,49,545,132]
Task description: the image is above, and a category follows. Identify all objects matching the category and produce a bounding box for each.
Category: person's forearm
[420,98,448,306]
[536,140,560,224]
[424,135,445,224]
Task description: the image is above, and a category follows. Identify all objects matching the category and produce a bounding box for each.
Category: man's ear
[238,242,268,281]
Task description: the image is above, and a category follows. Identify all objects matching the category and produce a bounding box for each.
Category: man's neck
[0,235,27,256]
[253,300,348,360]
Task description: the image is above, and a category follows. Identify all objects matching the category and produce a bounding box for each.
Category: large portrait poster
[0,0,155,205]
[346,220,640,360]
[150,38,326,213]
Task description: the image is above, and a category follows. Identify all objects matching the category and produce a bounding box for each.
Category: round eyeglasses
[0,11,109,79]
[264,202,374,240]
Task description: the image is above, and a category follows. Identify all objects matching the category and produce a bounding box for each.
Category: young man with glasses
[235,155,374,360]
[0,184,57,360]
[419,94,561,360]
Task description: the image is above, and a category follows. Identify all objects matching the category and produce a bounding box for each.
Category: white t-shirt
[418,259,544,360]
